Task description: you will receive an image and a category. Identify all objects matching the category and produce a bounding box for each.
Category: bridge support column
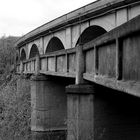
[20,61,24,74]
[31,75,67,140]
[66,84,95,140]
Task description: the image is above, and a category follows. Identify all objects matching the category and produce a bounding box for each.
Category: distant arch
[29,44,39,58]
[16,55,19,63]
[15,51,20,63]
[45,37,65,53]
[76,25,107,46]
[20,49,26,61]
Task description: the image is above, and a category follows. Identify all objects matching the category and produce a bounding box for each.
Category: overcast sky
[0,0,96,37]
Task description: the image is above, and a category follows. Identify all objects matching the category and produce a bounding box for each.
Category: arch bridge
[16,0,140,140]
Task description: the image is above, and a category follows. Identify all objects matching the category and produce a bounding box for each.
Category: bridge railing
[83,39,117,78]
[22,58,36,73]
[16,57,36,74]
[40,48,76,78]
[16,63,20,73]
[82,15,140,97]
[17,48,76,78]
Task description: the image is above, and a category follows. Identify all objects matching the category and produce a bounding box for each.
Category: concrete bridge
[16,0,140,139]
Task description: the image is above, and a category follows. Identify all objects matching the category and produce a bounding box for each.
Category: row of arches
[18,25,107,61]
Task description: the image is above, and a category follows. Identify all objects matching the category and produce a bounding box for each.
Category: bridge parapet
[83,15,140,97]
[17,47,76,78]
[16,57,36,74]
[40,48,76,77]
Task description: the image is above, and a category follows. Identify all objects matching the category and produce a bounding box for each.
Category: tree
[0,36,19,84]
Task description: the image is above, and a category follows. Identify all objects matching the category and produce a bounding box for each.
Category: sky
[0,0,96,37]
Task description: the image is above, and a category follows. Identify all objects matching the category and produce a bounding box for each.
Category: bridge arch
[45,37,65,53]
[76,25,107,46]
[20,48,26,61]
[29,44,39,59]
[16,55,19,62]
[16,51,20,63]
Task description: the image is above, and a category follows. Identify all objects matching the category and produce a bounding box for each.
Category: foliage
[0,35,31,140]
[0,36,18,71]
[0,75,31,140]
[0,36,19,85]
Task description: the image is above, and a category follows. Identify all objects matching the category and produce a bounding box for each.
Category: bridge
[15,0,140,140]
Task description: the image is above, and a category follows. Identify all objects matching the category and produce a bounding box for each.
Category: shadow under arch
[76,25,107,46]
[29,44,39,59]
[20,49,26,61]
[16,54,20,63]
[45,37,65,53]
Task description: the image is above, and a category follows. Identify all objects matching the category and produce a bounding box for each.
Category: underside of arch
[29,44,39,59]
[20,49,26,61]
[45,37,65,53]
[76,25,107,46]
[16,55,19,63]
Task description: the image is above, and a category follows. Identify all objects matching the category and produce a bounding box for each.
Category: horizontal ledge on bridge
[31,127,67,132]
[66,84,95,94]
[23,71,35,74]
[40,48,76,58]
[30,74,49,81]
[83,73,140,98]
[16,70,76,78]
[40,70,75,78]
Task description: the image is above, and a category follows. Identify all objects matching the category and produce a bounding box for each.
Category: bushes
[0,36,31,139]
[0,75,31,140]
[0,36,19,85]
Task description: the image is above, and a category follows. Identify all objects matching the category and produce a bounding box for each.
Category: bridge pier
[66,84,95,140]
[66,84,140,140]
[30,75,67,140]
[65,44,95,140]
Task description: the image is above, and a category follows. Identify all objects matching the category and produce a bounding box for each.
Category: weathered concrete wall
[31,76,66,130]
[90,13,116,32]
[31,75,74,140]
[98,42,116,77]
[71,24,80,48]
[67,93,94,140]
[66,85,95,140]
[128,4,140,20]
[116,9,128,26]
[122,33,140,81]
[65,27,72,49]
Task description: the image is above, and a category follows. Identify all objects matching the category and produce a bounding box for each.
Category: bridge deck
[17,15,140,97]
